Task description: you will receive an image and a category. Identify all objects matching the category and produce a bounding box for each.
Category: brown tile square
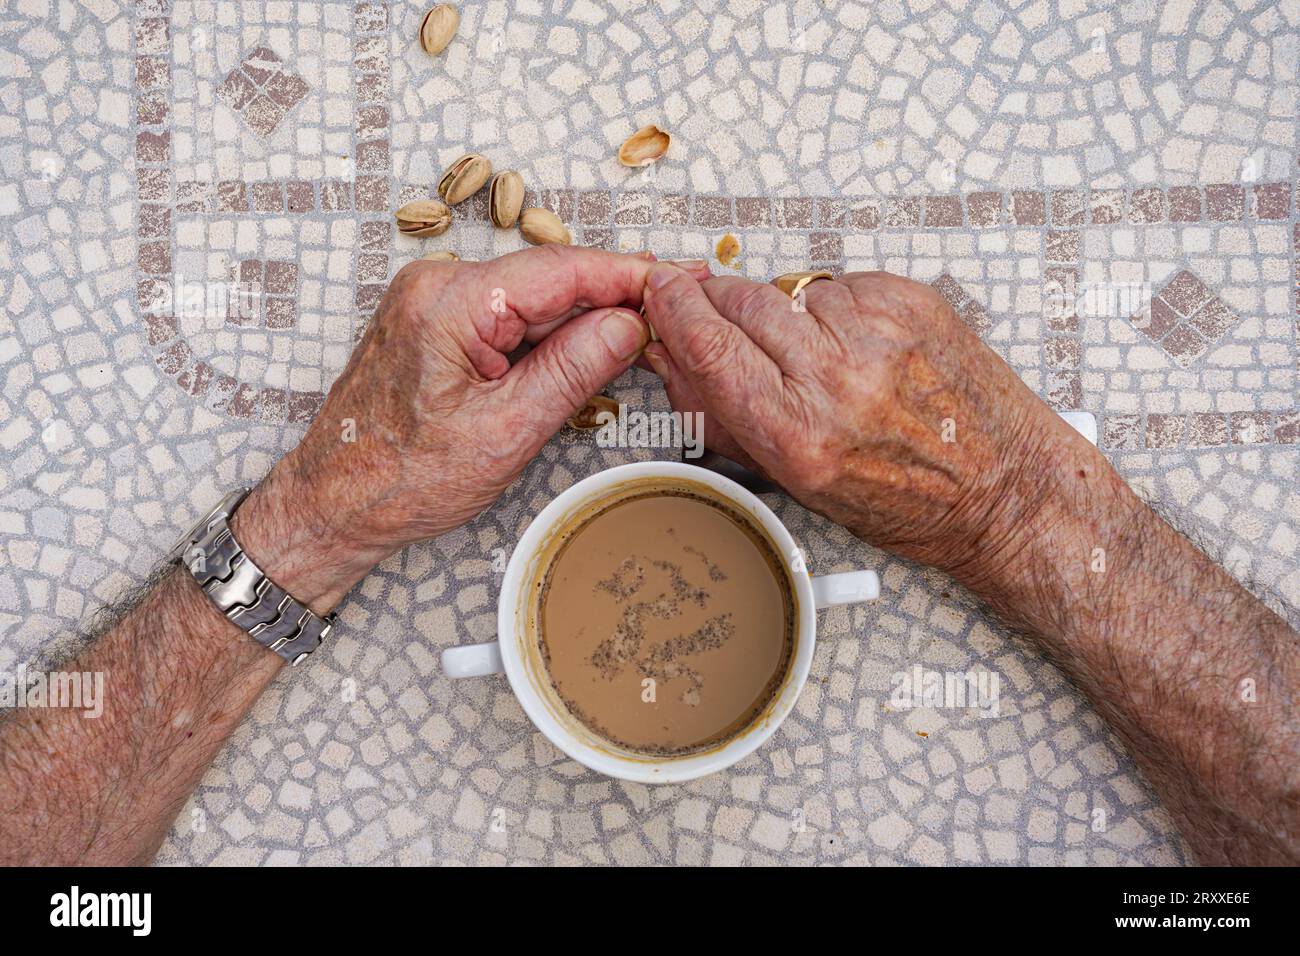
[1045,371,1081,410]
[140,310,176,345]
[356,105,389,139]
[137,92,168,126]
[1044,337,1080,369]
[285,181,315,212]
[177,359,215,397]
[885,196,922,227]
[1144,414,1185,448]
[238,259,263,285]
[217,180,248,212]
[355,283,385,314]
[243,95,284,137]
[353,36,386,73]
[1187,413,1228,447]
[815,198,846,228]
[1010,191,1045,225]
[138,168,170,202]
[809,232,842,261]
[966,192,1002,227]
[288,391,325,424]
[136,131,169,164]
[735,197,771,227]
[354,2,387,32]
[264,261,299,294]
[1229,411,1271,445]
[138,205,169,239]
[775,197,812,228]
[1045,230,1078,263]
[359,221,389,251]
[355,139,389,172]
[695,196,733,228]
[265,70,308,110]
[354,71,389,104]
[257,388,288,424]
[155,340,192,376]
[1162,270,1211,316]
[264,298,296,330]
[320,180,352,211]
[1273,411,1300,444]
[137,241,170,275]
[251,181,283,212]
[1089,189,1124,224]
[1162,325,1208,366]
[1128,188,1165,223]
[613,192,651,226]
[1167,186,1201,221]
[135,55,169,90]
[580,228,615,251]
[1102,414,1142,450]
[924,195,962,227]
[354,176,387,212]
[658,194,689,225]
[1204,183,1244,220]
[1252,182,1289,219]
[848,202,879,229]
[135,17,168,54]
[577,191,610,225]
[959,300,991,335]
[1049,190,1084,226]
[1190,298,1238,340]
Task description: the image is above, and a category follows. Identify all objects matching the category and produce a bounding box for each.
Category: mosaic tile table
[1,0,1296,865]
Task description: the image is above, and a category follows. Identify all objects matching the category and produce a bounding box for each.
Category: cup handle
[441,641,505,678]
[810,570,880,608]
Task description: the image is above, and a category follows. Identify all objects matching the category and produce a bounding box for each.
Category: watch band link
[176,489,334,666]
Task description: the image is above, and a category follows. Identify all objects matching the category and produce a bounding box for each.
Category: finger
[641,262,783,436]
[495,306,649,438]
[696,275,818,362]
[478,246,710,329]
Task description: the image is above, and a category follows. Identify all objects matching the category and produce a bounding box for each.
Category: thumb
[500,306,649,434]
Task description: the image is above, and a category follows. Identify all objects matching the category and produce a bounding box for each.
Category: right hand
[640,264,1105,586]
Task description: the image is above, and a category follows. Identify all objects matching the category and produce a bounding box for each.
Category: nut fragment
[394,199,452,237]
[617,124,671,167]
[568,395,619,430]
[715,233,741,267]
[437,153,492,205]
[422,250,460,261]
[419,4,459,56]
[488,170,524,228]
[519,207,571,245]
[773,270,833,297]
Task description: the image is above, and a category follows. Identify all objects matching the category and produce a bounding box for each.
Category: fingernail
[670,259,707,271]
[644,345,670,385]
[647,262,680,290]
[599,310,648,361]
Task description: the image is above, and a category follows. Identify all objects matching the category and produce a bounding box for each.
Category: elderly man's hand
[640,265,1093,587]
[230,247,708,612]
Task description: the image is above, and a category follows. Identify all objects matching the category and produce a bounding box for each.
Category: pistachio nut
[715,233,741,267]
[394,199,452,237]
[437,153,492,205]
[618,124,671,167]
[488,170,524,228]
[419,4,459,56]
[774,270,833,298]
[519,207,571,246]
[568,395,619,430]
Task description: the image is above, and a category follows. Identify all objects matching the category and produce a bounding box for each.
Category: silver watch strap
[174,489,334,666]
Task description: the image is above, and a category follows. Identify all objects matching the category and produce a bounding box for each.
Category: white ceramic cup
[440,461,879,784]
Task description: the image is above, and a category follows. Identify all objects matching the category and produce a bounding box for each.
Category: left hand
[230,246,710,612]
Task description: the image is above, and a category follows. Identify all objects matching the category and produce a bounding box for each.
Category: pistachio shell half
[488,170,524,228]
[618,124,671,167]
[437,153,492,205]
[394,199,452,237]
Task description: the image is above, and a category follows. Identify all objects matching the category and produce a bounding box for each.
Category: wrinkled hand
[233,247,708,611]
[640,265,1092,585]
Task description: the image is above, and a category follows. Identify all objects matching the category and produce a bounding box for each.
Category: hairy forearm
[0,568,280,865]
[0,462,358,865]
[965,439,1300,865]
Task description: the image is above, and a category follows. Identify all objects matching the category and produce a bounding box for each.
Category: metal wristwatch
[168,488,334,666]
